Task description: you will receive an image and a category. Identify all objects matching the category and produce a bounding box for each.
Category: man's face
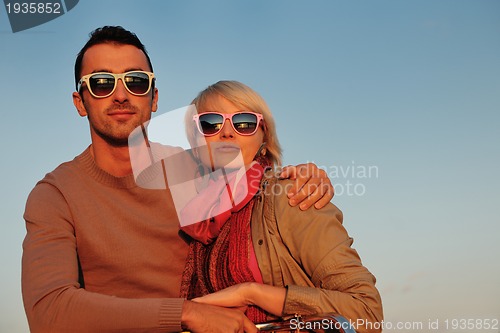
[73,43,158,146]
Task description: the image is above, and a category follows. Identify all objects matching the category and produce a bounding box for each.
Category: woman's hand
[192,283,250,309]
[192,283,286,317]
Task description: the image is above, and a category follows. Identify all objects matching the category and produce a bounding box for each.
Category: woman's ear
[191,147,200,161]
[72,92,88,117]
[255,142,267,157]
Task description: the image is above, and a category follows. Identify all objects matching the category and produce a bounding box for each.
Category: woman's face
[194,95,265,170]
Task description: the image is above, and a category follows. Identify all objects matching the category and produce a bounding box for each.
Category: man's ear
[151,88,159,113]
[72,92,88,117]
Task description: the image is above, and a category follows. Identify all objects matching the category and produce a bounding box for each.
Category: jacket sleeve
[22,182,184,333]
[273,181,383,333]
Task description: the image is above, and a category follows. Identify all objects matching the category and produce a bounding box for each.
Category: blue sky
[1,1,499,331]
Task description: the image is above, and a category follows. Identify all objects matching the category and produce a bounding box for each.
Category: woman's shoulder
[260,173,294,200]
[259,173,343,224]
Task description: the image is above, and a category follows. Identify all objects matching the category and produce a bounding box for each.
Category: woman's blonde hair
[186,80,282,167]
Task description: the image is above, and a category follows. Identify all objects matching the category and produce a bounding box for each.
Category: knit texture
[22,146,193,332]
[179,157,271,323]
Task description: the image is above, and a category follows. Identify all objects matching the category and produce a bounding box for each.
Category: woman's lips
[210,142,241,151]
[215,145,241,153]
[207,143,245,168]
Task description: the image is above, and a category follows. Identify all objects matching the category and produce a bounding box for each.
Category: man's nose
[112,78,129,102]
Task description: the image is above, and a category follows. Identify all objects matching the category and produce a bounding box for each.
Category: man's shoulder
[35,149,88,188]
[149,142,186,159]
[25,150,88,212]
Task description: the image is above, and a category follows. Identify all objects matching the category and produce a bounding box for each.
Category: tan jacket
[251,177,383,333]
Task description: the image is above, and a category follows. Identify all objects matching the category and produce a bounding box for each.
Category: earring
[194,159,210,192]
[197,162,206,178]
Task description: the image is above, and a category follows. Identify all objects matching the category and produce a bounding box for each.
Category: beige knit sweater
[22,146,195,332]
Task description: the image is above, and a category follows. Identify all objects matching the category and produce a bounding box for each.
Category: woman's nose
[219,119,235,138]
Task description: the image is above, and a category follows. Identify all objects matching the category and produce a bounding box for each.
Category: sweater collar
[76,146,138,189]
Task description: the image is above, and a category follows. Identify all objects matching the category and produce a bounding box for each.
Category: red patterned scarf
[179,159,270,323]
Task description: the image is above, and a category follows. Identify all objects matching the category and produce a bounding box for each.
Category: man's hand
[181,300,257,333]
[280,163,334,210]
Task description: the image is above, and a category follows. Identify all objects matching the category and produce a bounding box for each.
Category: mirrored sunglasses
[193,112,264,136]
[77,71,155,98]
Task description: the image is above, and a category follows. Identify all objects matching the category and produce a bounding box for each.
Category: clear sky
[1,1,499,332]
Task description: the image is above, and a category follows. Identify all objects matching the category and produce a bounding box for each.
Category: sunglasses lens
[89,74,115,97]
[198,113,224,135]
[124,72,151,95]
[232,113,258,135]
[87,72,151,97]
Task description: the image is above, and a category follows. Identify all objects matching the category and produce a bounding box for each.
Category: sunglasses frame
[77,71,155,98]
[193,111,264,137]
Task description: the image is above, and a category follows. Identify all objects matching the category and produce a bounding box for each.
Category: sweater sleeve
[22,182,184,333]
[273,181,383,333]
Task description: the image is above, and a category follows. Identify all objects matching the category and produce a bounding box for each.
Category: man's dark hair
[74,26,154,90]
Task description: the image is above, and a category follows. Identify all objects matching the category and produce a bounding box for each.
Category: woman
[179,81,383,333]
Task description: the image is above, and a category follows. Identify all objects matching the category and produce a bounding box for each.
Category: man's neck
[90,141,133,177]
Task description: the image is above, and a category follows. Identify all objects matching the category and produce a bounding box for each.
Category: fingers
[181,300,257,333]
[282,163,334,210]
[242,314,258,333]
[278,165,296,180]
[313,181,335,209]
[291,179,324,210]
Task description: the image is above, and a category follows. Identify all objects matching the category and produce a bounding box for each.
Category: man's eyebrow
[90,68,148,74]
[124,68,148,72]
[90,69,112,74]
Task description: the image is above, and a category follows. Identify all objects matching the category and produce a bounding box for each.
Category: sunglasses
[77,71,155,98]
[193,112,264,136]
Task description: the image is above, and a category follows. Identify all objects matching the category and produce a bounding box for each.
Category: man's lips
[106,104,138,117]
[108,111,136,119]
[108,110,135,115]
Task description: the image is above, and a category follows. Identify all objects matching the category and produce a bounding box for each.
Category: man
[22,26,334,333]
